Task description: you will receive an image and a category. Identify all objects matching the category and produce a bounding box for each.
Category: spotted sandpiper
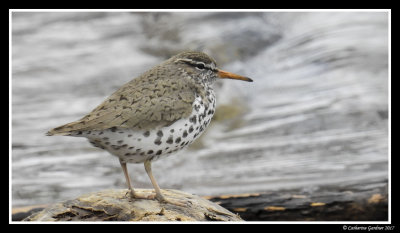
[47,51,253,206]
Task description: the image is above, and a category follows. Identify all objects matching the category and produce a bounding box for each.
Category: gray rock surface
[23,189,243,221]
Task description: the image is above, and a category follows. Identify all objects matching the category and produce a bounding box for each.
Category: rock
[22,189,243,222]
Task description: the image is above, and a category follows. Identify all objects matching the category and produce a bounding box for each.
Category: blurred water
[11,11,389,207]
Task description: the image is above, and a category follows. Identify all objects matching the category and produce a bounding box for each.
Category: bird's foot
[125,190,156,200]
[156,194,190,207]
[125,189,189,207]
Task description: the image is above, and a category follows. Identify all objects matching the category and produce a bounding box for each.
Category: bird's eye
[195,63,206,70]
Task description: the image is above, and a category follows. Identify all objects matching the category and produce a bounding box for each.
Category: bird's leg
[119,159,153,199]
[119,159,136,198]
[144,160,187,206]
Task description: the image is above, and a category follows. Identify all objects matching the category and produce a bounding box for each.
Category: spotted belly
[77,93,216,163]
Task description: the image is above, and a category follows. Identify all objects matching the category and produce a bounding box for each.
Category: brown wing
[47,66,199,136]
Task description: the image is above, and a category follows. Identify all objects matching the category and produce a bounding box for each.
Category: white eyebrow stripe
[195,61,206,67]
[176,58,217,71]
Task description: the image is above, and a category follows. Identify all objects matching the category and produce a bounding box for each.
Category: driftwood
[205,180,388,221]
[21,189,242,222]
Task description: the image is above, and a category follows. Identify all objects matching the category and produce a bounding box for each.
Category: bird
[47,51,253,206]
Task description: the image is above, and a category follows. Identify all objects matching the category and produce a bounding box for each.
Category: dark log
[205,180,388,221]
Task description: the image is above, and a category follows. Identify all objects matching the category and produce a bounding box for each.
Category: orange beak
[217,69,253,82]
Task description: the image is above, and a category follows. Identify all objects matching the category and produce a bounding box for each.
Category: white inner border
[9,9,391,225]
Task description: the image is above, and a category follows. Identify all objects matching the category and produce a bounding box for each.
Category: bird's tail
[46,121,81,136]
